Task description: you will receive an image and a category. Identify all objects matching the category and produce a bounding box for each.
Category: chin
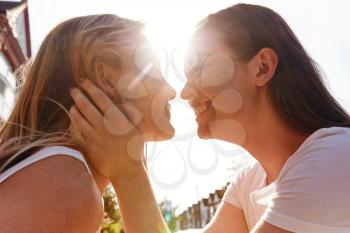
[145,124,175,141]
[197,124,211,139]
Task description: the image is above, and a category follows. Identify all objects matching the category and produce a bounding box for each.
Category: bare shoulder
[0,154,104,233]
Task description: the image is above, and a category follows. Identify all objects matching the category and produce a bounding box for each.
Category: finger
[70,87,103,130]
[69,106,99,144]
[81,79,115,114]
[69,122,85,143]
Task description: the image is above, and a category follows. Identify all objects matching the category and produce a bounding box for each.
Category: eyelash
[187,56,209,80]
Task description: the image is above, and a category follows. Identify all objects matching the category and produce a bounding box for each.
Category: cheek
[210,66,251,116]
[132,98,152,128]
[150,90,168,118]
[234,64,257,98]
[212,88,243,114]
[134,89,166,134]
[150,88,174,133]
[199,52,236,88]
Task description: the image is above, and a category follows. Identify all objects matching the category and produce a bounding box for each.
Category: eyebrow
[184,52,214,78]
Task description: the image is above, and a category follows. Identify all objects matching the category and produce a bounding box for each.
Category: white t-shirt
[222,127,350,233]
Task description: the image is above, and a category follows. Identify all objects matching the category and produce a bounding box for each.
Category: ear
[254,48,278,87]
[95,62,114,91]
[96,62,105,80]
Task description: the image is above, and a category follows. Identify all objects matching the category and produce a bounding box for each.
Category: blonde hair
[0,14,144,173]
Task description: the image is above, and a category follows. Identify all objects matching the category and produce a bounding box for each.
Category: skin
[0,39,175,233]
[182,30,304,233]
[0,155,105,233]
[71,80,172,233]
[93,40,176,141]
[69,40,176,233]
[69,30,309,232]
[182,30,309,184]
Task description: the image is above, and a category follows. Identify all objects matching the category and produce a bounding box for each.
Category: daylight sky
[28,0,350,212]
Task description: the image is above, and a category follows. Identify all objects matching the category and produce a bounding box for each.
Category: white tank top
[0,145,92,184]
[0,146,102,233]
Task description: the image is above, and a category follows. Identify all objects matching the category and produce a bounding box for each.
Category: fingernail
[82,79,92,87]
[70,106,77,115]
[70,88,77,96]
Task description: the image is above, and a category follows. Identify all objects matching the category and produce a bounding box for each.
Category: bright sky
[28,0,350,213]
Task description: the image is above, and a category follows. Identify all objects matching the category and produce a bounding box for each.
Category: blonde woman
[0,14,175,232]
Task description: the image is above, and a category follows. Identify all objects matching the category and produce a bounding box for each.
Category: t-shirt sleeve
[222,169,244,209]
[222,161,258,209]
[261,135,350,233]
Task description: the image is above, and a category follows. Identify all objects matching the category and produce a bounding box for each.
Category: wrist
[110,161,148,186]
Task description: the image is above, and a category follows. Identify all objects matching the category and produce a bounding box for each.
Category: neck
[243,101,310,184]
[86,159,110,195]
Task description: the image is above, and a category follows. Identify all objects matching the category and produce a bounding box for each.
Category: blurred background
[0,0,349,232]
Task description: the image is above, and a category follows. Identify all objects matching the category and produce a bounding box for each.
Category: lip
[192,101,211,116]
[164,103,171,118]
[189,99,205,109]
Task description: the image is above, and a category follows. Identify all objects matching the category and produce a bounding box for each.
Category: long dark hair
[201,3,350,133]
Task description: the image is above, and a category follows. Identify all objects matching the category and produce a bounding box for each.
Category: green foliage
[159,200,178,232]
[100,185,124,233]
[100,185,179,233]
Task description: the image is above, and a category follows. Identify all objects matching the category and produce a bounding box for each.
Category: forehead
[184,29,233,72]
[135,39,160,63]
[189,29,230,55]
[119,38,160,71]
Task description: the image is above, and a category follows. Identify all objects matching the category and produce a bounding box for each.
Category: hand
[69,79,145,180]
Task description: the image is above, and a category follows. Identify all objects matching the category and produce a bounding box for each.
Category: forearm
[111,164,170,233]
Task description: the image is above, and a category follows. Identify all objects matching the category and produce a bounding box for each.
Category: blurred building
[176,155,254,231]
[177,184,228,230]
[0,0,31,120]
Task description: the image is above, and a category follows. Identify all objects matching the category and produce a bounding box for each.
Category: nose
[164,82,176,100]
[180,81,196,100]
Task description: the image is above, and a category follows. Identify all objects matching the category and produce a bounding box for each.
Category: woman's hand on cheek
[69,79,145,180]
